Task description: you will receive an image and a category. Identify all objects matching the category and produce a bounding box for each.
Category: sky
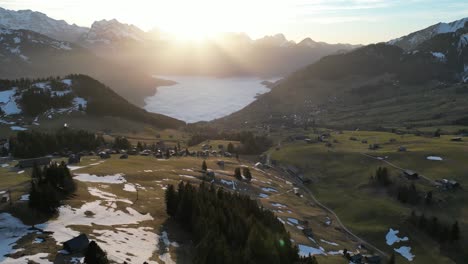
[0,0,468,44]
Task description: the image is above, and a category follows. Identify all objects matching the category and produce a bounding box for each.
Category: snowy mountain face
[255,33,296,47]
[0,77,87,130]
[389,17,468,51]
[80,19,146,45]
[0,27,74,62]
[0,7,87,42]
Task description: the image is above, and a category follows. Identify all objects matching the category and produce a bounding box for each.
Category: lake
[144,76,275,123]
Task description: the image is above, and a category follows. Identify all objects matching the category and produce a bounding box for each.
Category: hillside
[216,25,468,130]
[0,27,163,106]
[0,74,184,133]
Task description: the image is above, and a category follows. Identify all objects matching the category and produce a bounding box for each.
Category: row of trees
[188,131,272,155]
[19,88,76,116]
[409,211,460,244]
[29,162,75,215]
[165,182,315,263]
[9,129,104,158]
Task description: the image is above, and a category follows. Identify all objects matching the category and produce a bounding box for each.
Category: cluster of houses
[435,179,460,190]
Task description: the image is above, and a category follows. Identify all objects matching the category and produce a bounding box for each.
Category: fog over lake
[144,76,274,123]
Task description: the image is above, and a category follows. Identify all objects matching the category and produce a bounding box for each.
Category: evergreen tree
[227,142,235,153]
[450,221,460,242]
[84,241,109,264]
[165,184,177,217]
[166,149,170,159]
[202,160,207,171]
[234,168,242,180]
[388,252,395,264]
[425,191,433,205]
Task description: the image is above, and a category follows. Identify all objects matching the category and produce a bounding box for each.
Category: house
[364,255,382,264]
[403,170,419,179]
[120,154,128,159]
[435,179,460,190]
[254,162,263,169]
[99,152,111,159]
[217,160,225,167]
[1,192,9,203]
[68,154,81,164]
[451,137,463,142]
[398,146,407,152]
[17,157,51,168]
[305,138,314,144]
[349,253,363,263]
[63,234,89,253]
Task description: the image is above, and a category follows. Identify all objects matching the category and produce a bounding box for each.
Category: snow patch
[394,246,415,261]
[386,228,409,246]
[426,156,443,161]
[298,244,326,256]
[73,173,126,184]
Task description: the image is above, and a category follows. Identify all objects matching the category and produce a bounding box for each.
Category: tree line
[187,130,272,155]
[9,129,104,158]
[408,210,460,244]
[165,181,317,264]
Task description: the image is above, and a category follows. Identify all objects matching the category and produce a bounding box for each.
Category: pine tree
[227,142,234,153]
[84,241,109,264]
[165,185,177,217]
[166,149,170,159]
[243,167,252,181]
[202,160,207,171]
[234,168,242,180]
[450,221,460,242]
[388,252,395,264]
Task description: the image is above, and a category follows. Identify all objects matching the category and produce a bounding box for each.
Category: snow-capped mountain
[389,17,468,50]
[0,27,75,63]
[255,33,296,47]
[79,19,146,45]
[0,7,87,42]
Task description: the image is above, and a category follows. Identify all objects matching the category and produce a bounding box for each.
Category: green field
[271,129,468,263]
[1,154,366,263]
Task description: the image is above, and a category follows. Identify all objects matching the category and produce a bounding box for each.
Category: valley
[1,3,468,264]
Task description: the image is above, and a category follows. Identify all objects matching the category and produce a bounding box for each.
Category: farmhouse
[451,137,463,142]
[63,234,89,253]
[435,179,460,190]
[68,154,81,164]
[403,170,419,179]
[17,157,52,168]
[398,146,407,152]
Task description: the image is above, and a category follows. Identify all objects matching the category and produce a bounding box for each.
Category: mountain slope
[0,7,87,42]
[216,38,468,129]
[389,17,468,51]
[0,74,183,130]
[0,27,161,106]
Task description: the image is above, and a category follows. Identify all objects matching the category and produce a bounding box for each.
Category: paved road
[272,165,389,258]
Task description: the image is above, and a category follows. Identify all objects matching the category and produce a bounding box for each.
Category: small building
[364,255,382,264]
[349,253,363,264]
[254,162,263,169]
[63,234,89,254]
[1,192,10,203]
[398,146,407,152]
[68,154,81,164]
[451,137,463,142]
[436,179,460,190]
[120,154,128,159]
[17,157,52,168]
[403,170,419,179]
[99,152,111,159]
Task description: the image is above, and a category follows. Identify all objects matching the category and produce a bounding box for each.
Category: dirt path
[272,165,389,258]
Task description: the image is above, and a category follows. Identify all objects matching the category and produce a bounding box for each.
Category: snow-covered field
[385,228,415,261]
[73,173,126,184]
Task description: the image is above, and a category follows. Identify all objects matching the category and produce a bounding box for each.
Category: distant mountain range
[217,17,468,129]
[0,7,361,80]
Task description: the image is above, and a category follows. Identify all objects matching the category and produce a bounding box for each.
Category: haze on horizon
[0,0,468,44]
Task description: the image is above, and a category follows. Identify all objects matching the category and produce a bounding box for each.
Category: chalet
[369,144,380,150]
[349,137,358,141]
[398,146,407,152]
[120,154,129,159]
[403,170,419,179]
[140,150,152,156]
[435,179,460,190]
[99,152,110,159]
[68,154,81,164]
[451,137,463,142]
[217,160,225,167]
[305,138,314,144]
[127,149,138,155]
[349,253,363,264]
[17,157,51,168]
[224,152,232,157]
[1,192,9,203]
[364,255,382,264]
[63,234,89,253]
[254,162,263,169]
